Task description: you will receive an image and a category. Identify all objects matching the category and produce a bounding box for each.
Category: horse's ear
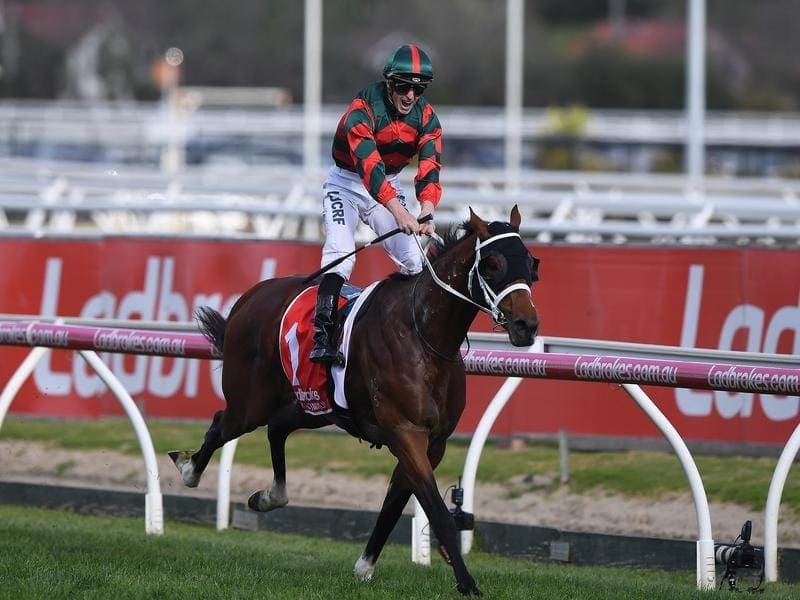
[469,207,489,237]
[510,205,521,228]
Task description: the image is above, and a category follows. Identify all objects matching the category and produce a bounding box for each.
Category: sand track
[2,439,798,547]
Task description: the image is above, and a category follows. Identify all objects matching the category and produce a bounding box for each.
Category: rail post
[764,421,800,581]
[622,383,715,590]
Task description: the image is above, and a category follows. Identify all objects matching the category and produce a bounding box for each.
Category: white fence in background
[3,101,800,147]
[1,157,799,246]
[1,100,800,245]
[1,317,798,588]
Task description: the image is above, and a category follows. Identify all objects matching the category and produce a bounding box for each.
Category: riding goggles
[391,79,427,96]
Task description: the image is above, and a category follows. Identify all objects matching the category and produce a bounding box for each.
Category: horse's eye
[479,251,508,284]
[479,254,504,281]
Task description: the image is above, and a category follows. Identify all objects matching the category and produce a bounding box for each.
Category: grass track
[3,505,793,600]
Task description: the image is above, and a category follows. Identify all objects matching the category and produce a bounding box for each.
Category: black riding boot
[309,273,345,365]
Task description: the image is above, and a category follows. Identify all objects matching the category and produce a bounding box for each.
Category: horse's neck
[413,237,479,354]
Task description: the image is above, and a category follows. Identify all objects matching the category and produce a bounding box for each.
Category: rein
[413,231,532,324]
[410,274,462,362]
[409,228,533,360]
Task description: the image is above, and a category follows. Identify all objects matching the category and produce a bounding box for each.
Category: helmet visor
[390,73,432,85]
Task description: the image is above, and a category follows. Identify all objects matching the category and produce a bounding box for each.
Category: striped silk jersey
[331,81,442,206]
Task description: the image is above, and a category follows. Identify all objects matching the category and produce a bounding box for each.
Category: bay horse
[169,206,540,595]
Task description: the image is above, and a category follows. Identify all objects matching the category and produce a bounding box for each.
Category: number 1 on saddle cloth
[278,282,365,416]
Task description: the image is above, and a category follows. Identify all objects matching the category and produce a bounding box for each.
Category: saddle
[277,282,365,416]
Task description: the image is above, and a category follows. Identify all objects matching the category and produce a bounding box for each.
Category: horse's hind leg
[247,402,327,512]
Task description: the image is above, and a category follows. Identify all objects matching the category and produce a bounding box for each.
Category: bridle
[410,226,536,360]
[415,228,534,324]
[467,232,533,324]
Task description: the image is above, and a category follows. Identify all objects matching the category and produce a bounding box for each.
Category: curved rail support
[0,345,164,535]
[764,421,800,582]
[0,346,48,429]
[411,496,431,565]
[622,383,715,590]
[216,438,239,530]
[451,373,716,590]
[77,350,163,535]
[458,339,543,555]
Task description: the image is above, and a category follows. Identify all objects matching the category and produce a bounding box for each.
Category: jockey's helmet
[383,44,433,84]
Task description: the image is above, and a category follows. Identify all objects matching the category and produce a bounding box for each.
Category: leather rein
[410,229,533,361]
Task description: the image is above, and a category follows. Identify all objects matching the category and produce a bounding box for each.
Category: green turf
[2,416,798,517]
[3,505,793,600]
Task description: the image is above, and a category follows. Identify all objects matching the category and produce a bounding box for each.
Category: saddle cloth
[277,281,380,415]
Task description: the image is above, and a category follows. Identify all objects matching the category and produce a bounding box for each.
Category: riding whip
[303,214,433,283]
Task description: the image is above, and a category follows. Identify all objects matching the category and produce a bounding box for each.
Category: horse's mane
[387,220,473,282]
[428,220,473,262]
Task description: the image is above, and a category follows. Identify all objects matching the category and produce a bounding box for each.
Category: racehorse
[169,206,540,596]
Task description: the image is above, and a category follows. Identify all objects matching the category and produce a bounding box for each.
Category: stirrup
[309,345,345,367]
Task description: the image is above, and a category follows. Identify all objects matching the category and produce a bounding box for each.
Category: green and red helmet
[382,44,434,84]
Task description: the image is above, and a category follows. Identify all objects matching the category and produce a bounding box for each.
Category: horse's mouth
[505,317,539,347]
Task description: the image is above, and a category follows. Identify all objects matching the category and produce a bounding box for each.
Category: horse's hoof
[167,450,200,488]
[354,555,375,582]
[247,490,288,512]
[456,581,482,596]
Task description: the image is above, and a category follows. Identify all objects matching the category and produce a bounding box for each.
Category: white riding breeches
[320,166,423,280]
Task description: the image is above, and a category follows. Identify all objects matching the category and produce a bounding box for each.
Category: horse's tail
[195,306,227,355]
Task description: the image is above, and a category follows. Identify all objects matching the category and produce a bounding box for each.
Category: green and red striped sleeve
[414,103,442,206]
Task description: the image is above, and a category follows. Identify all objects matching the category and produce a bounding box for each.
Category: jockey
[310,43,443,365]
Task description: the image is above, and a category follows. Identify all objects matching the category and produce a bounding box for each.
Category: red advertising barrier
[0,237,798,445]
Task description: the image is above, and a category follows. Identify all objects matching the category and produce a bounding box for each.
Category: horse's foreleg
[355,437,449,582]
[248,403,326,512]
[354,465,413,582]
[388,429,481,596]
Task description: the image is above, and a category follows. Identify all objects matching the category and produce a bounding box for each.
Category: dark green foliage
[2,0,798,110]
[535,0,659,24]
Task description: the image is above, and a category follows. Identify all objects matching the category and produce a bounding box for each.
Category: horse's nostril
[515,318,539,341]
[514,319,537,332]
